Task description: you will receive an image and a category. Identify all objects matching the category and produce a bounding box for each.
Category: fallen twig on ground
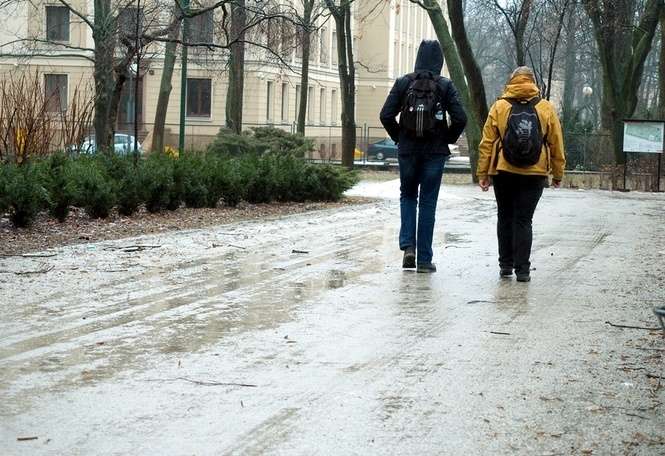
[10,265,55,275]
[104,245,162,253]
[0,253,57,258]
[487,331,511,336]
[176,377,257,387]
[292,249,309,254]
[147,377,257,387]
[605,321,660,331]
[467,300,495,304]
[212,243,246,250]
[16,436,38,441]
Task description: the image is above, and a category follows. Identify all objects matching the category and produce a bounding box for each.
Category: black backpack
[501,97,544,167]
[400,72,443,138]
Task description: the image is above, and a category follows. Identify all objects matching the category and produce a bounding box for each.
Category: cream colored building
[0,0,441,158]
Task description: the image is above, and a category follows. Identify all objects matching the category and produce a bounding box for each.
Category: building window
[309,31,318,62]
[266,17,280,50]
[331,30,338,66]
[46,6,69,42]
[296,29,304,59]
[295,84,301,120]
[266,81,274,122]
[281,83,288,123]
[186,78,211,117]
[44,74,67,112]
[331,89,338,125]
[307,86,314,123]
[319,88,326,124]
[118,7,144,38]
[320,27,328,64]
[190,10,214,43]
[280,18,293,59]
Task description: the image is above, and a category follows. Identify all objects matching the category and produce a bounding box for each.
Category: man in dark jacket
[380,40,467,273]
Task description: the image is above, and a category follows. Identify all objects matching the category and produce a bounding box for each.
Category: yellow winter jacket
[476,75,566,180]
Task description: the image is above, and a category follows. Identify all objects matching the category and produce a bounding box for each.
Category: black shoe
[516,273,531,282]
[500,267,513,278]
[416,263,437,273]
[402,247,416,269]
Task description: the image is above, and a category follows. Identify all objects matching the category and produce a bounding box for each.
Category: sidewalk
[1,181,664,455]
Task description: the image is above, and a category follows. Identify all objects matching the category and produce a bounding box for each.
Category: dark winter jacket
[379,40,467,155]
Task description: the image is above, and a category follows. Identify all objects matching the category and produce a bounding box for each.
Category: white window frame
[331,89,338,126]
[266,80,274,123]
[45,5,70,43]
[44,73,69,113]
[185,77,213,120]
[307,86,314,124]
[281,83,289,124]
[319,88,326,125]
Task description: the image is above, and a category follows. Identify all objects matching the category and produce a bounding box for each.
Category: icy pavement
[1,180,664,455]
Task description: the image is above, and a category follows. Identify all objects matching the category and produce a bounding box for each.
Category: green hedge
[207,127,314,158]
[0,152,358,228]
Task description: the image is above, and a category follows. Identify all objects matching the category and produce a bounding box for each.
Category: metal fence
[564,132,664,192]
[47,120,390,162]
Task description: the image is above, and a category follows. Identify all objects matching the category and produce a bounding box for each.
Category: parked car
[69,134,143,156]
[367,138,398,161]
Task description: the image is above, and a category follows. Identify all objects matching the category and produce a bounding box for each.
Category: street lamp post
[582,85,593,171]
[179,0,190,154]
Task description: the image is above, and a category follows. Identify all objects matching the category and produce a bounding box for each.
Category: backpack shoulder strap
[528,96,542,106]
[499,97,520,107]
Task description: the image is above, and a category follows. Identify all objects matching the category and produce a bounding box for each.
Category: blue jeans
[398,153,446,264]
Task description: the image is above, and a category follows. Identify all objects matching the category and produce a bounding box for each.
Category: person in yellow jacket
[477,66,566,282]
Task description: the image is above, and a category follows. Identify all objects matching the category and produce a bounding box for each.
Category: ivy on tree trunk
[413,0,482,182]
[297,0,315,136]
[583,0,663,164]
[226,0,246,134]
[152,9,181,154]
[326,0,356,169]
[92,0,116,152]
[659,10,665,119]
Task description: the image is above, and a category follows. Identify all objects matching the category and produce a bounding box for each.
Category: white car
[72,134,143,156]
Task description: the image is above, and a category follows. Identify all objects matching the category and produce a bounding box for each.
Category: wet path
[1,182,664,455]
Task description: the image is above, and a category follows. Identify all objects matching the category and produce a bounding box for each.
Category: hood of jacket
[414,40,444,75]
[501,73,540,100]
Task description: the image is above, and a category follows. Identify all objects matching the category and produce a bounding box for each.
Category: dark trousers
[398,153,446,264]
[492,172,545,274]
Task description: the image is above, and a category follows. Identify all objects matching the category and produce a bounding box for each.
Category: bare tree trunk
[447,0,488,123]
[416,0,482,182]
[584,0,662,163]
[93,0,116,151]
[561,1,578,131]
[515,0,533,66]
[326,0,356,169]
[108,66,129,143]
[153,13,181,153]
[226,0,246,134]
[297,0,314,136]
[545,0,569,100]
[341,5,356,168]
[658,9,665,120]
